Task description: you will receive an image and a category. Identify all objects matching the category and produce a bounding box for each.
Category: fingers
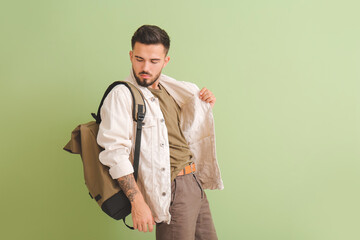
[142,224,147,232]
[202,93,214,102]
[199,87,216,107]
[199,87,207,96]
[148,220,154,232]
[133,219,155,233]
[137,224,143,232]
[199,88,211,101]
[135,222,145,232]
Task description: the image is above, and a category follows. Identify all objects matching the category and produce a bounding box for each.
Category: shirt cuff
[109,161,134,179]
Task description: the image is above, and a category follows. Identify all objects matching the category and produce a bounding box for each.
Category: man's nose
[142,61,150,72]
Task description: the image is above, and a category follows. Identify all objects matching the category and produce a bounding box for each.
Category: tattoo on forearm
[118,174,138,202]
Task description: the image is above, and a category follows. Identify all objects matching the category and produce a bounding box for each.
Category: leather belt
[177,162,196,176]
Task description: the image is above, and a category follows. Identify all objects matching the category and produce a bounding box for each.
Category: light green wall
[1,0,359,239]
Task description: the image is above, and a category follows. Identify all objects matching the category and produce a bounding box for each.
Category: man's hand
[117,174,155,232]
[199,87,216,108]
[131,195,155,232]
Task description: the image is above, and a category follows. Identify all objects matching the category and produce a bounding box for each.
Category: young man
[97,25,223,240]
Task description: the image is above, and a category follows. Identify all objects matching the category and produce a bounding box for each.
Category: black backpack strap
[123,83,145,181]
[132,104,144,181]
[123,217,134,230]
[92,81,146,124]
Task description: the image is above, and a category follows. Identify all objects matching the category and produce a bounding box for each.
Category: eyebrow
[135,55,161,61]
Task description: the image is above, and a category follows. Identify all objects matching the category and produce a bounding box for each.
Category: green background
[1,0,359,239]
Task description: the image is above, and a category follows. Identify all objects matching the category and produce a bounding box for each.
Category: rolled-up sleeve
[97,85,134,179]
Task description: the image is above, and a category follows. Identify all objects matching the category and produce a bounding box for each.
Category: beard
[132,68,162,88]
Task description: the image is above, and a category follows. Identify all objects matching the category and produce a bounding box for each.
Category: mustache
[139,71,151,76]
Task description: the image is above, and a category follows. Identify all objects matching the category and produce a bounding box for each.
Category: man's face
[130,42,170,89]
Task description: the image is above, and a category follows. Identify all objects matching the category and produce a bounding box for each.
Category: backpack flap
[63,125,82,154]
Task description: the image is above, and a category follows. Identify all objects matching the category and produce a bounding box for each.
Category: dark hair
[131,25,170,55]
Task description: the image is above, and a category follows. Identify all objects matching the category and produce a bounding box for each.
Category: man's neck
[148,80,160,90]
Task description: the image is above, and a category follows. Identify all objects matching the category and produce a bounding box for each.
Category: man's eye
[136,59,143,62]
[151,60,160,64]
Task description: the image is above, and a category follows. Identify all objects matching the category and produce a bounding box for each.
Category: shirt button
[161,167,165,171]
[160,143,164,147]
[162,192,166,196]
[151,97,156,102]
[160,118,165,123]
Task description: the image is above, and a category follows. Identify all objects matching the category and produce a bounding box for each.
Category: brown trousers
[156,173,218,240]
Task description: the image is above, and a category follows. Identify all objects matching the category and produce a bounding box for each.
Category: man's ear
[129,50,133,60]
[163,56,170,67]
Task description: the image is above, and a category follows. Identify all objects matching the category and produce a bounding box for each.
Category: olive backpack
[63,81,146,229]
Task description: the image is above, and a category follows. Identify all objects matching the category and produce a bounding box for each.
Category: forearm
[117,173,143,204]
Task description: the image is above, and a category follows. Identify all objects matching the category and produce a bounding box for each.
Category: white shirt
[97,70,224,223]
